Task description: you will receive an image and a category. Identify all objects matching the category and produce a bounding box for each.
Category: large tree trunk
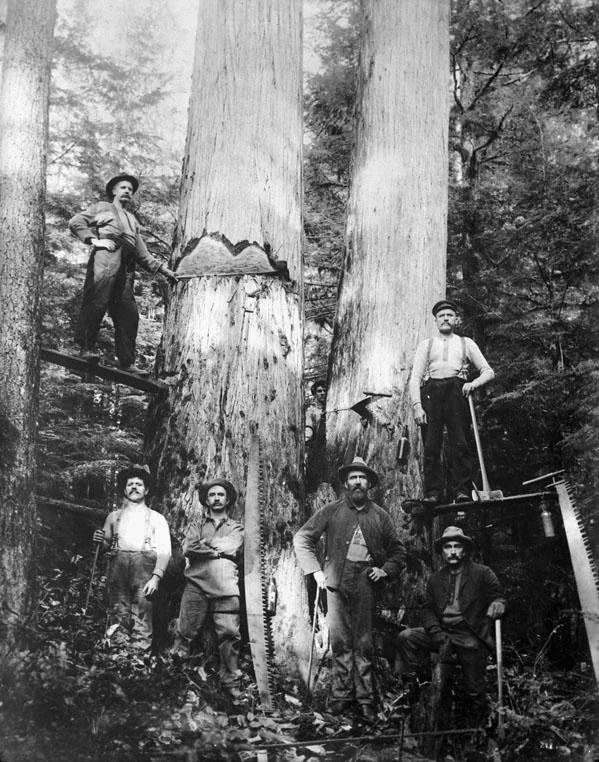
[326,0,449,574]
[146,0,308,672]
[0,0,56,641]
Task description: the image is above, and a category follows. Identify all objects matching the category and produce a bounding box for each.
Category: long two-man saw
[244,434,276,711]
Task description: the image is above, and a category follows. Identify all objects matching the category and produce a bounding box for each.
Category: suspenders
[111,509,153,551]
[423,335,468,382]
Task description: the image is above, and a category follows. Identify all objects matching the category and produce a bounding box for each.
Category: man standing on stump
[69,173,178,375]
[93,464,172,652]
[172,479,244,695]
[396,526,506,727]
[409,300,494,505]
[294,457,406,723]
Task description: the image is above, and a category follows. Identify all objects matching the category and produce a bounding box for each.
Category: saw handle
[468,394,491,495]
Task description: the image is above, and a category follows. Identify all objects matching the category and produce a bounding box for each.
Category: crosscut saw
[526,470,599,683]
[244,434,276,711]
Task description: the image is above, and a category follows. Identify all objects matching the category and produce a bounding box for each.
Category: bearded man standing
[294,457,406,722]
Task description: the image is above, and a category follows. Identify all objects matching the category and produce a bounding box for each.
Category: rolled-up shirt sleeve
[408,340,428,407]
[151,513,172,578]
[466,338,495,388]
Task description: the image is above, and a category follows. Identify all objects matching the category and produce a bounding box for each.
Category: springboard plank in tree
[40,348,167,394]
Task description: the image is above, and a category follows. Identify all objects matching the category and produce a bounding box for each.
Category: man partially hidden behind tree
[69,173,178,375]
[171,479,244,695]
[396,526,506,727]
[93,464,171,652]
[305,379,328,489]
[294,457,406,723]
[409,299,494,505]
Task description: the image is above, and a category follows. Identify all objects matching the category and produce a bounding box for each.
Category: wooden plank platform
[402,490,554,517]
[40,348,167,394]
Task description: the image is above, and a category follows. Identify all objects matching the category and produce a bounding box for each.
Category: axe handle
[468,395,491,494]
[83,542,101,614]
[495,618,504,730]
[307,586,321,698]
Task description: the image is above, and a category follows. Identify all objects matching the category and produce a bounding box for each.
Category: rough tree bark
[146,0,309,671]
[326,0,449,571]
[0,0,57,641]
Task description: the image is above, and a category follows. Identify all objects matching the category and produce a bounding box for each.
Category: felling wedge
[244,434,276,712]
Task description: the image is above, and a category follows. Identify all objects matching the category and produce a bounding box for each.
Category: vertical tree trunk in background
[326,0,449,577]
[146,0,309,671]
[0,0,57,642]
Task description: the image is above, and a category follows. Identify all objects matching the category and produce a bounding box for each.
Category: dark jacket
[423,560,505,647]
[293,495,406,589]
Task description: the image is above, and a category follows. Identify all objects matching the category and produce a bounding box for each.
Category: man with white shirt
[69,173,178,375]
[93,464,171,650]
[294,458,406,722]
[409,300,495,505]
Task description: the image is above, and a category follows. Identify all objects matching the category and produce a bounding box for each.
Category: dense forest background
[0,0,597,760]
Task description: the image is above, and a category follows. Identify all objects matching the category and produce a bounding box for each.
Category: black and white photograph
[0,0,597,759]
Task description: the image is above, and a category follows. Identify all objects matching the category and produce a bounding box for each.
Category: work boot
[455,492,470,503]
[357,704,377,724]
[79,349,100,362]
[120,363,150,377]
[328,700,352,715]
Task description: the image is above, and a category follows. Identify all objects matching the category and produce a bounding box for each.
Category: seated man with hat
[294,457,406,723]
[396,526,506,726]
[92,464,172,651]
[172,479,244,693]
[69,173,178,375]
[408,299,495,505]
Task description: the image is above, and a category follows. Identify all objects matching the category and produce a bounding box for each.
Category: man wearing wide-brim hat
[172,478,244,694]
[408,299,495,505]
[69,173,178,375]
[92,464,172,651]
[396,526,506,726]
[294,457,406,723]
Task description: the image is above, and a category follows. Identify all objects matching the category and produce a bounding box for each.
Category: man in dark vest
[294,457,406,723]
[396,526,506,726]
[69,173,178,375]
[408,299,494,505]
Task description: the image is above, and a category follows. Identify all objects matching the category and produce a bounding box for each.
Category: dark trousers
[421,377,474,497]
[75,247,139,366]
[173,584,241,685]
[396,626,489,724]
[107,550,156,650]
[327,561,376,706]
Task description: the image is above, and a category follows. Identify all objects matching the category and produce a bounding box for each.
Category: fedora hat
[338,456,379,488]
[434,525,474,553]
[116,463,152,494]
[197,478,237,507]
[106,173,139,199]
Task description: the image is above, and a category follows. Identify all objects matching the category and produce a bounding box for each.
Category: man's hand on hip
[90,238,117,251]
[367,567,388,582]
[313,570,326,589]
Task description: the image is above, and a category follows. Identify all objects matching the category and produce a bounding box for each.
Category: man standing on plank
[69,173,178,375]
[409,299,494,505]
